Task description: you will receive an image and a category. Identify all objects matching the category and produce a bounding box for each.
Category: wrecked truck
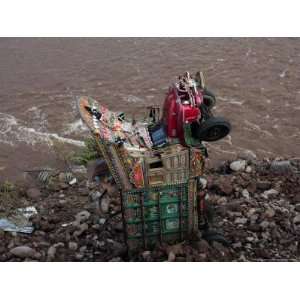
[78,71,231,252]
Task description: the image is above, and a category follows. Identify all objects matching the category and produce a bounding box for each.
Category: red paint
[162,83,204,144]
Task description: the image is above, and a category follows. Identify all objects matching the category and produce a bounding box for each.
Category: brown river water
[0,38,300,181]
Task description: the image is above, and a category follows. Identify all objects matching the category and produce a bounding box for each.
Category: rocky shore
[0,153,300,262]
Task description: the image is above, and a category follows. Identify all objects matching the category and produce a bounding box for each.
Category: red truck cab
[162,81,203,144]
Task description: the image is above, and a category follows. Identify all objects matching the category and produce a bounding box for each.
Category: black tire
[191,116,231,142]
[203,88,216,109]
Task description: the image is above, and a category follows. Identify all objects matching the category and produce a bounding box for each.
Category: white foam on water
[244,120,273,137]
[25,106,48,131]
[123,95,145,103]
[63,119,89,135]
[218,96,244,106]
[0,113,84,148]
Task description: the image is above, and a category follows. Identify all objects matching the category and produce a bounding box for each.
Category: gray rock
[234,217,248,225]
[100,197,111,213]
[26,188,41,200]
[73,223,89,237]
[260,220,270,229]
[293,214,300,224]
[245,166,252,173]
[167,251,176,262]
[75,210,91,223]
[238,150,257,163]
[196,239,211,253]
[294,204,300,212]
[230,160,246,172]
[47,246,57,261]
[89,191,102,202]
[242,189,250,199]
[198,177,208,189]
[232,242,242,249]
[270,160,293,174]
[68,242,78,251]
[142,251,151,260]
[262,189,279,199]
[10,246,38,259]
[264,208,276,218]
[257,181,272,191]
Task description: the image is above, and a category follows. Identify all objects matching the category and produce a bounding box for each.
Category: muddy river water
[0,38,299,181]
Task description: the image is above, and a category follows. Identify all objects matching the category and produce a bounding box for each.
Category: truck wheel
[191,117,231,142]
[203,88,216,109]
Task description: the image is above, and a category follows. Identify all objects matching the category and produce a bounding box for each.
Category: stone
[293,214,300,224]
[264,208,276,218]
[260,220,270,229]
[238,150,257,163]
[99,218,106,225]
[234,217,248,225]
[142,251,151,260]
[257,181,272,191]
[89,191,102,202]
[87,159,109,181]
[167,251,176,262]
[291,194,300,204]
[100,197,111,213]
[198,177,208,189]
[69,178,77,185]
[294,204,300,212]
[230,160,246,172]
[232,242,242,249]
[47,246,57,261]
[218,177,233,195]
[68,242,78,251]
[109,257,122,262]
[196,239,211,253]
[262,189,279,200]
[270,160,293,174]
[73,223,89,237]
[242,189,250,199]
[10,246,38,259]
[75,210,91,223]
[245,166,252,173]
[247,182,257,194]
[26,188,41,199]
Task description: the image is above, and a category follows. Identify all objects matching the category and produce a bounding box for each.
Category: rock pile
[0,156,299,261]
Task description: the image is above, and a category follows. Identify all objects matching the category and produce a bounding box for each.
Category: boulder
[10,246,38,259]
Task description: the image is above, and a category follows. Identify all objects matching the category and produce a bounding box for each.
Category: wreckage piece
[78,96,206,190]
[120,180,198,252]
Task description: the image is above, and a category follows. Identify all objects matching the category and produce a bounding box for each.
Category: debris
[69,178,77,185]
[0,206,38,234]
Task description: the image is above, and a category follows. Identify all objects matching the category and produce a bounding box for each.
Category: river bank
[0,153,299,262]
